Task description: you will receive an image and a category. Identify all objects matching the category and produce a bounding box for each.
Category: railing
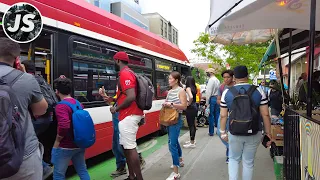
[284,107,320,180]
[283,108,301,180]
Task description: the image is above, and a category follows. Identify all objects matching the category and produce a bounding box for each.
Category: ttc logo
[2,2,43,43]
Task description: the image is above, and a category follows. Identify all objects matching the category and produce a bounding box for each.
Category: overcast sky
[139,0,210,60]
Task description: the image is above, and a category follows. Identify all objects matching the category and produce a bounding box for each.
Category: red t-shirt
[117,66,143,120]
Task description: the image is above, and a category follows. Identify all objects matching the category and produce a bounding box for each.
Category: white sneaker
[183,143,196,149]
[184,140,196,145]
[166,172,181,180]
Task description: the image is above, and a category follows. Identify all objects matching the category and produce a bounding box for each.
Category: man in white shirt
[205,68,221,136]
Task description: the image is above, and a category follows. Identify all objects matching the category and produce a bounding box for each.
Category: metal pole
[208,0,244,28]
[307,0,317,117]
[288,29,292,97]
[278,58,285,102]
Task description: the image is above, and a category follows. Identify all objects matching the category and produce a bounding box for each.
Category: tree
[192,33,269,77]
[223,43,270,77]
[191,33,224,66]
[191,68,206,84]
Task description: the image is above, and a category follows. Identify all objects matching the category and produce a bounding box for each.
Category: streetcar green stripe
[67,130,187,180]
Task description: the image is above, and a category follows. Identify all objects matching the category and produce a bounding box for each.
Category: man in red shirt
[110,51,144,180]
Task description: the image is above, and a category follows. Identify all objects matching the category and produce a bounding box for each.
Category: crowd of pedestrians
[1,37,276,180]
[0,38,147,180]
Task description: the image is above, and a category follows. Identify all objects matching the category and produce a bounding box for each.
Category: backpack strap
[247,85,257,98]
[59,100,81,112]
[0,69,24,87]
[228,86,239,97]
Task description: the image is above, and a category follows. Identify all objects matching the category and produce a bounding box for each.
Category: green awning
[259,40,276,69]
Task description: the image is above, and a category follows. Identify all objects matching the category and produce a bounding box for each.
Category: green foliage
[191,33,224,66]
[191,68,206,84]
[222,43,269,77]
[192,33,270,77]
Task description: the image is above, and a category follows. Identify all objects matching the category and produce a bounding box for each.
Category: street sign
[269,70,277,80]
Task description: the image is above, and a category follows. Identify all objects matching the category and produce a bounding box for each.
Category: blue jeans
[209,96,220,135]
[217,117,229,157]
[112,112,126,169]
[228,132,262,180]
[168,115,183,166]
[51,148,89,180]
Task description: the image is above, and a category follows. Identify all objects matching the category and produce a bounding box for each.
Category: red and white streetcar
[0,0,191,160]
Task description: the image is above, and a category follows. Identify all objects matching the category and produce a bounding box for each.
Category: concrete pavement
[116,127,276,180]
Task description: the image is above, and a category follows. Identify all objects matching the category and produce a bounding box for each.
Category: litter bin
[274,156,283,180]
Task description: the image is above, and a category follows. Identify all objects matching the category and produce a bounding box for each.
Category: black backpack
[32,75,58,135]
[0,70,26,178]
[228,85,260,136]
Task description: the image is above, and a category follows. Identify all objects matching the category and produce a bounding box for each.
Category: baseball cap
[233,66,248,79]
[206,68,216,74]
[113,51,129,62]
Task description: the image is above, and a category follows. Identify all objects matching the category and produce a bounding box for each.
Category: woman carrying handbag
[160,71,187,180]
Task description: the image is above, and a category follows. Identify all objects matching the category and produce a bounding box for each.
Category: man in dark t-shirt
[220,66,272,180]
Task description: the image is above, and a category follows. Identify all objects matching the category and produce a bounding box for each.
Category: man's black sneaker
[139,153,146,170]
[124,176,137,180]
[140,158,146,170]
[111,168,127,177]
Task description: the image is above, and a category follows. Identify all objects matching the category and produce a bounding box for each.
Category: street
[67,126,276,180]
[128,128,276,180]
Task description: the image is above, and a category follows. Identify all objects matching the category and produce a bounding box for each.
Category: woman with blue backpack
[51,76,93,180]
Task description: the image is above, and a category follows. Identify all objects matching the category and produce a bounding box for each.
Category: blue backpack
[59,100,96,148]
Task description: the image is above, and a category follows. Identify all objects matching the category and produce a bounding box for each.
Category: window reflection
[72,40,117,62]
[73,61,117,103]
[128,54,152,69]
[131,68,152,82]
[156,72,169,98]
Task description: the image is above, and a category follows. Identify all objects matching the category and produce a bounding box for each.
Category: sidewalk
[116,127,276,180]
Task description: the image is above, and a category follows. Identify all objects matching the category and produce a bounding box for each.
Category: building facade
[143,13,179,46]
[280,46,320,94]
[111,2,149,30]
[111,0,141,13]
[86,0,111,12]
[86,0,149,30]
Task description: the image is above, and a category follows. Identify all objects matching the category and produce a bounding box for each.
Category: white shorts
[119,115,142,150]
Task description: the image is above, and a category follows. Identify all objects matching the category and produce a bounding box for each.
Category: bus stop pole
[307,0,317,117]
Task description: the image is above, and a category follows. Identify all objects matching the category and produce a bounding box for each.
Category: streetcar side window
[156,72,169,98]
[72,41,117,62]
[155,59,173,99]
[131,68,153,82]
[73,61,117,103]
